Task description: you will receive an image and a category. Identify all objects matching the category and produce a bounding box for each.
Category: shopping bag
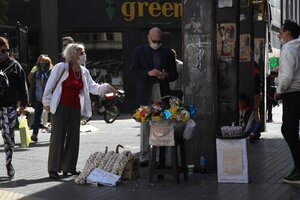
[18,115,31,148]
[149,121,175,146]
[183,119,196,140]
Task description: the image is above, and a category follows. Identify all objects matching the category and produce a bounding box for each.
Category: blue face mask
[40,63,49,72]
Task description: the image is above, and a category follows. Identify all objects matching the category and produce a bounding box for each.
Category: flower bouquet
[132,96,196,123]
[133,96,197,145]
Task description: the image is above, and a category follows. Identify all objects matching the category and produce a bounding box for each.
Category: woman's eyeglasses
[0,49,10,54]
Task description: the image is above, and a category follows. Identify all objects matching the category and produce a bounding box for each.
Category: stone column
[183,0,217,171]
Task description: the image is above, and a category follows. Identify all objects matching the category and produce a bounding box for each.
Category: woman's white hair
[63,43,85,63]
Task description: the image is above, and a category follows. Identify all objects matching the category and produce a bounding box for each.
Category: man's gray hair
[62,36,74,43]
[63,43,85,63]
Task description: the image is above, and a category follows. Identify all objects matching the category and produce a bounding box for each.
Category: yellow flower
[168,108,177,119]
[152,115,161,121]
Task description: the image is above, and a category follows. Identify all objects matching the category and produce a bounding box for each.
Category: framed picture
[241,0,249,7]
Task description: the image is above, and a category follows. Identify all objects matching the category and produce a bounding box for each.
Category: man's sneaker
[6,162,15,177]
[283,168,300,184]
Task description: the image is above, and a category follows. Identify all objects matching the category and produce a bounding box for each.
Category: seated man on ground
[239,94,262,143]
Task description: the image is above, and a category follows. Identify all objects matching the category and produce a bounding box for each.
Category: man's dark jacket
[132,44,178,107]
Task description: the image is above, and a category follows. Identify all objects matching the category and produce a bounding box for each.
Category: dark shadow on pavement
[90,114,132,121]
[0,148,30,153]
[28,142,50,148]
[0,177,71,187]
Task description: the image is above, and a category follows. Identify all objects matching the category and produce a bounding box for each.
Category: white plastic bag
[183,119,196,140]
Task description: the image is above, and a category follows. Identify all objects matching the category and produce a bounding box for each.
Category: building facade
[6,0,183,112]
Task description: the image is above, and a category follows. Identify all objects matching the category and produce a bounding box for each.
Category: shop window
[106,33,114,41]
[63,32,123,89]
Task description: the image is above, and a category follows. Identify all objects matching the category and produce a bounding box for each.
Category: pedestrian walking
[0,37,29,177]
[29,54,53,142]
[266,71,278,122]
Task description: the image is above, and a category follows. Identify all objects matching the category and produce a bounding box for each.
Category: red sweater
[59,68,83,108]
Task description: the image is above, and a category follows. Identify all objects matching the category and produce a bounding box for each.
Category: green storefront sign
[269,57,279,69]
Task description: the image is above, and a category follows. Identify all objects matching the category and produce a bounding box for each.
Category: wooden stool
[149,129,188,184]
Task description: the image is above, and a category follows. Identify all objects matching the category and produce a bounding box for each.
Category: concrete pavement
[0,105,288,200]
[0,114,140,200]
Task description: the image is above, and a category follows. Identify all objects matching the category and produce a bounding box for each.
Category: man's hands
[147,69,168,80]
[148,69,162,77]
[274,92,282,101]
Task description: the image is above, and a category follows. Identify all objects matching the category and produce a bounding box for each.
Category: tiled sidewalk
[0,107,299,200]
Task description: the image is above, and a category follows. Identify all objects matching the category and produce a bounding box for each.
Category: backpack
[0,60,16,95]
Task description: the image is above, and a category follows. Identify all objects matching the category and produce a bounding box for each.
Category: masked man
[131,27,178,166]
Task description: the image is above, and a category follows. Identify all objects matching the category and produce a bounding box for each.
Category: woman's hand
[107,84,118,94]
[44,105,50,112]
[19,106,27,115]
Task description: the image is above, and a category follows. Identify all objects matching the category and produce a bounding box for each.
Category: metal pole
[280,0,283,25]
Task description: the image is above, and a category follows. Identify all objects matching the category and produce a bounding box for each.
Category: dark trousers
[32,101,44,136]
[282,92,300,170]
[266,101,273,120]
[48,104,81,173]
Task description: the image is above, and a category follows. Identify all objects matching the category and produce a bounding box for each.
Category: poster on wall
[254,38,265,66]
[218,0,233,8]
[240,34,251,62]
[217,23,236,58]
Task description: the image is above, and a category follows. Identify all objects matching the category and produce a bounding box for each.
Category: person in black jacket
[0,37,29,177]
[131,27,178,165]
[266,71,278,122]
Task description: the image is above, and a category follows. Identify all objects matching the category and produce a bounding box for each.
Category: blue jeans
[33,101,44,136]
[247,121,262,139]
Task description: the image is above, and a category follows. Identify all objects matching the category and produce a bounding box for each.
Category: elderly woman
[43,43,116,179]
[30,54,53,142]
